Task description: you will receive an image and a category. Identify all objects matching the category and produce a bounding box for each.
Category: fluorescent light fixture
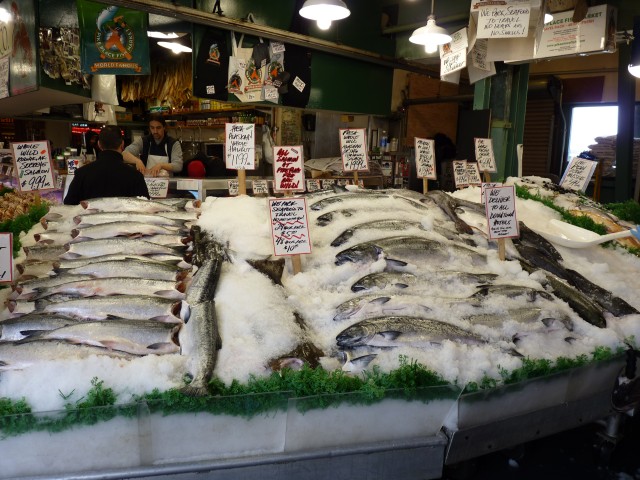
[157,41,192,54]
[0,7,11,22]
[629,17,640,79]
[148,32,181,39]
[299,0,350,31]
[409,0,451,49]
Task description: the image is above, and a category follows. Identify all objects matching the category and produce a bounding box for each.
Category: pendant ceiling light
[158,40,192,54]
[409,0,452,54]
[299,0,350,31]
[628,16,640,79]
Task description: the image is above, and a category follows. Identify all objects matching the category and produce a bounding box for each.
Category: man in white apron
[123,114,183,176]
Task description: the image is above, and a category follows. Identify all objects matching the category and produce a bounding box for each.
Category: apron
[147,142,170,175]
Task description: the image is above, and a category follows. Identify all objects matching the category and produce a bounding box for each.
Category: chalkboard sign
[273,145,304,192]
[225,123,255,170]
[11,140,55,192]
[339,128,369,172]
[269,197,312,256]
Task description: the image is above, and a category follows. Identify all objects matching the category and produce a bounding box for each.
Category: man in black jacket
[63,125,149,205]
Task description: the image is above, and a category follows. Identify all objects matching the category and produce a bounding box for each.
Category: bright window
[567,106,618,163]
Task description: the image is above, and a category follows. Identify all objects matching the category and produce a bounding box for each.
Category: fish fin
[350,353,377,368]
[19,329,47,338]
[396,283,410,289]
[370,297,391,305]
[541,318,556,328]
[146,342,169,350]
[379,331,401,341]
[33,299,50,311]
[106,314,125,320]
[564,337,577,344]
[385,259,408,268]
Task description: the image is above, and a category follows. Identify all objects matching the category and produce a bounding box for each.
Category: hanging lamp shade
[299,0,350,30]
[628,16,640,79]
[409,15,452,48]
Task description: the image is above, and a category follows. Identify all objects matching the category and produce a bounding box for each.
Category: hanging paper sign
[145,178,169,198]
[292,76,306,92]
[8,0,37,95]
[452,160,469,188]
[441,49,467,76]
[415,137,436,179]
[484,185,519,239]
[339,128,369,172]
[273,145,305,192]
[480,182,502,203]
[559,158,598,192]
[474,138,497,172]
[535,5,610,59]
[321,179,336,189]
[0,57,9,100]
[252,179,269,195]
[269,197,312,256]
[466,163,483,186]
[306,179,321,192]
[471,39,491,71]
[0,233,12,283]
[477,3,530,39]
[228,179,239,196]
[11,140,55,192]
[77,0,150,75]
[225,123,255,170]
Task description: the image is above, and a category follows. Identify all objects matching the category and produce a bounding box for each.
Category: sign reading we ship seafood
[477,3,530,39]
[339,129,369,172]
[11,140,55,192]
[0,233,13,283]
[273,145,304,193]
[269,198,312,256]
[415,137,436,179]
[484,185,519,240]
[225,123,255,170]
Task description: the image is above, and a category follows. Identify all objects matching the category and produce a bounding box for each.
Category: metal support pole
[615,41,635,201]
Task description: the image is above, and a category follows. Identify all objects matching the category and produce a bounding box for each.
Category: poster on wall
[77,0,150,75]
[8,0,38,96]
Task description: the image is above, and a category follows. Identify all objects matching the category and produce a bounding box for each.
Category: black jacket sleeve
[135,173,151,199]
[63,174,82,205]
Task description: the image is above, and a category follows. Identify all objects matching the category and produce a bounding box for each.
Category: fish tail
[179,384,210,397]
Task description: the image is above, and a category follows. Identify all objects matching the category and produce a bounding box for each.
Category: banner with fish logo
[77,0,149,75]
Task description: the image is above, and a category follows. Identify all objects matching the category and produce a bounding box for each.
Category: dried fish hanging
[120,54,192,109]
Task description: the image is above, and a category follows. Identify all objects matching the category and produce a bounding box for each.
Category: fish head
[335,244,382,266]
[336,325,374,348]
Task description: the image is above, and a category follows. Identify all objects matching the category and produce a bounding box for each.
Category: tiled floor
[443,413,640,480]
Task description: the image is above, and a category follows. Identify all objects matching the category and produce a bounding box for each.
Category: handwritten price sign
[269,197,312,256]
[452,160,469,189]
[474,138,497,173]
[252,179,270,195]
[339,128,369,172]
[484,185,519,239]
[306,179,321,192]
[273,145,305,192]
[145,178,169,198]
[560,158,598,192]
[225,123,255,170]
[0,233,12,283]
[11,141,55,192]
[415,137,436,179]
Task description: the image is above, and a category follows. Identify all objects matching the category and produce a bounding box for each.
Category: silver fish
[23,245,66,262]
[33,231,73,245]
[80,197,177,214]
[12,274,94,298]
[336,316,489,349]
[143,234,191,247]
[471,285,554,302]
[54,253,185,270]
[333,294,431,322]
[0,314,86,341]
[70,222,179,241]
[20,320,181,356]
[35,295,185,323]
[34,277,186,300]
[0,340,135,371]
[155,210,199,221]
[465,307,574,332]
[60,259,188,282]
[62,238,184,259]
[310,193,389,211]
[15,260,56,279]
[351,271,498,293]
[180,300,220,396]
[74,212,187,229]
[315,209,356,227]
[186,257,223,305]
[335,236,486,269]
[331,219,425,247]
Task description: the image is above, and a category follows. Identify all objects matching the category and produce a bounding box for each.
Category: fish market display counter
[0,359,625,480]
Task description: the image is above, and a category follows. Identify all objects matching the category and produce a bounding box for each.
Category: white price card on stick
[0,233,13,283]
[452,160,469,189]
[269,197,312,256]
[339,129,369,172]
[11,140,55,192]
[306,179,321,192]
[484,185,519,240]
[145,178,169,198]
[273,145,305,192]
[225,123,255,170]
[415,137,436,179]
[474,138,497,173]
[228,179,240,196]
[466,162,483,186]
[480,182,502,203]
[252,179,270,195]
[559,158,598,192]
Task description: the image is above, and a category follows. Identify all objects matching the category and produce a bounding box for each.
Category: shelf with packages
[370,150,410,187]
